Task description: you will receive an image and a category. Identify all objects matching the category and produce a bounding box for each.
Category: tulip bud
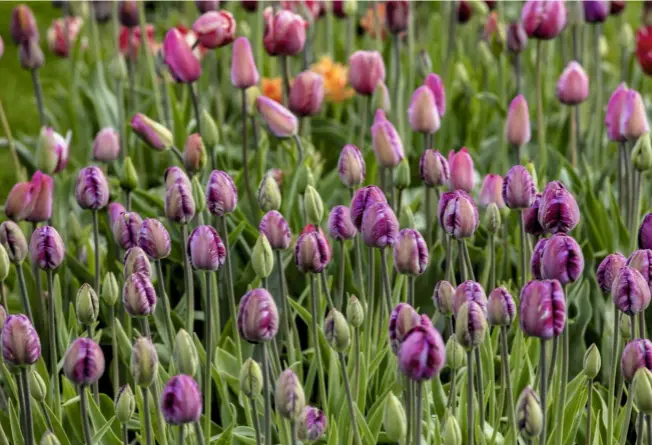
[606,84,630,142]
[530,238,547,280]
[76,283,99,326]
[92,127,121,162]
[238,288,279,343]
[348,50,386,96]
[622,89,649,141]
[258,172,282,212]
[626,249,652,288]
[408,86,440,134]
[182,134,206,175]
[373,81,391,114]
[478,41,494,68]
[120,157,139,191]
[521,0,567,40]
[641,214,652,250]
[63,337,105,385]
[456,301,488,349]
[443,416,462,445]
[346,295,364,328]
[388,303,420,354]
[621,314,633,341]
[131,337,158,387]
[556,61,590,106]
[161,374,202,425]
[634,368,652,415]
[123,247,151,278]
[446,335,466,370]
[29,369,46,402]
[200,110,219,147]
[290,71,325,117]
[115,385,136,424]
[231,37,259,89]
[100,272,119,307]
[30,226,65,270]
[350,185,387,230]
[252,235,274,278]
[0,245,9,282]
[205,170,238,216]
[240,357,263,398]
[0,221,28,264]
[109,54,128,82]
[362,202,399,249]
[538,181,580,234]
[4,182,33,221]
[338,144,366,188]
[296,406,327,441]
[275,368,306,420]
[259,211,291,250]
[163,28,201,83]
[0,306,6,332]
[479,174,505,208]
[448,148,474,192]
[304,185,324,225]
[263,7,307,56]
[371,110,405,169]
[324,309,350,352]
[540,233,584,285]
[503,165,536,209]
[622,339,652,382]
[487,286,516,326]
[485,203,502,234]
[438,190,479,239]
[131,113,173,151]
[520,279,566,339]
[633,133,652,172]
[138,218,171,260]
[193,10,236,50]
[35,128,69,175]
[165,180,196,224]
[295,164,314,196]
[1,314,41,368]
[257,96,298,138]
[524,193,544,236]
[328,205,357,241]
[187,225,226,272]
[75,166,110,210]
[18,39,44,70]
[295,226,331,273]
[612,266,651,315]
[123,272,156,317]
[506,95,531,147]
[399,324,446,380]
[393,159,411,190]
[583,343,601,380]
[174,329,199,377]
[507,21,528,53]
[393,229,428,276]
[419,149,449,187]
[11,5,38,43]
[383,393,407,442]
[434,280,456,316]
[516,386,543,438]
[40,432,61,445]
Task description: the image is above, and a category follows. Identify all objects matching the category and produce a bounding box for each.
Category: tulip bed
[1,1,652,445]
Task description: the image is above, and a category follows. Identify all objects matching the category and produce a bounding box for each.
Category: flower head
[612,266,652,315]
[2,314,41,367]
[479,174,505,208]
[520,280,566,339]
[350,185,387,230]
[393,229,428,275]
[521,0,567,40]
[192,10,236,49]
[597,253,627,293]
[505,95,531,146]
[295,226,331,273]
[398,324,445,380]
[30,226,65,270]
[163,28,202,83]
[123,272,156,317]
[348,50,386,96]
[622,339,652,382]
[448,148,474,193]
[328,205,357,241]
[388,303,420,354]
[539,233,584,285]
[487,287,516,326]
[259,211,292,250]
[161,375,202,425]
[556,61,589,105]
[187,225,226,271]
[63,337,105,385]
[371,110,404,169]
[231,36,259,88]
[538,181,580,234]
[138,218,171,260]
[290,71,325,117]
[361,202,399,249]
[438,190,479,239]
[419,150,449,188]
[75,166,110,210]
[338,144,366,187]
[263,7,307,56]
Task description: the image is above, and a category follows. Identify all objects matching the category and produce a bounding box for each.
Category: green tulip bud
[621,23,634,56]
[29,370,47,402]
[346,295,364,328]
[418,49,432,79]
[467,0,489,16]
[516,386,543,439]
[485,203,502,234]
[343,0,357,15]
[174,329,198,377]
[621,315,633,341]
[399,205,415,229]
[258,172,282,212]
[445,335,466,371]
[0,244,9,282]
[633,133,652,172]
[324,309,350,352]
[478,41,494,68]
[200,109,220,147]
[383,393,407,442]
[115,385,136,424]
[76,283,99,326]
[393,159,410,190]
[191,176,206,214]
[246,87,261,117]
[131,337,158,388]
[454,63,470,90]
[634,368,652,415]
[68,211,83,243]
[109,54,128,82]
[252,235,274,278]
[121,157,139,191]
[296,164,315,195]
[304,185,324,225]
[102,272,119,307]
[40,432,62,445]
[373,81,391,114]
[443,415,462,445]
[583,343,601,380]
[240,358,264,398]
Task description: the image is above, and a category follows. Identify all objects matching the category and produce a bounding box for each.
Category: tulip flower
[161,375,203,426]
[438,190,479,240]
[505,95,531,151]
[637,26,652,77]
[583,0,609,23]
[521,0,567,40]
[371,109,404,169]
[393,229,429,280]
[256,96,299,138]
[479,174,505,208]
[538,181,580,234]
[192,11,236,49]
[275,369,306,420]
[612,266,651,315]
[597,253,627,293]
[196,0,219,13]
[424,73,446,117]
[123,247,151,278]
[92,127,121,162]
[298,406,327,441]
[448,147,474,192]
[118,0,139,28]
[622,339,652,382]
[238,288,279,343]
[349,50,386,96]
[289,71,325,117]
[263,7,307,56]
[47,16,83,58]
[408,85,440,134]
[24,171,54,223]
[556,61,589,105]
[539,233,584,285]
[163,28,201,84]
[231,37,259,89]
[338,144,366,188]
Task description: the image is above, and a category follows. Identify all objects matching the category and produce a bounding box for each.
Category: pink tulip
[263,7,307,56]
[448,147,474,193]
[163,28,202,83]
[231,37,259,89]
[348,50,386,96]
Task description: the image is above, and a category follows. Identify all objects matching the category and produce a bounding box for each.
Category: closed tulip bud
[540,233,584,285]
[138,218,171,260]
[18,39,44,70]
[478,40,494,68]
[521,0,567,40]
[478,174,504,208]
[174,329,198,377]
[295,164,314,195]
[503,165,536,209]
[205,170,238,216]
[388,303,420,354]
[606,84,630,142]
[597,253,627,293]
[161,374,202,425]
[485,203,502,234]
[622,339,652,382]
[29,369,46,402]
[5,181,34,221]
[372,110,405,169]
[408,86,440,134]
[621,315,633,341]
[383,393,407,442]
[524,193,544,236]
[40,431,62,445]
[612,266,651,315]
[25,171,54,223]
[257,96,298,138]
[538,181,580,234]
[0,245,8,281]
[448,148,474,192]
[419,149,449,188]
[424,73,446,117]
[258,172,282,212]
[259,211,291,250]
[583,0,609,23]
[633,133,652,172]
[263,7,307,56]
[506,95,531,147]
[298,406,327,441]
[627,249,652,288]
[182,134,206,175]
[163,28,201,83]
[583,343,601,380]
[393,159,410,190]
[516,386,543,438]
[530,238,547,280]
[346,295,364,328]
[115,385,136,424]
[196,0,219,13]
[193,11,236,49]
[120,157,138,191]
[634,368,652,416]
[37,127,70,175]
[290,71,325,117]
[165,180,196,224]
[641,214,652,250]
[76,283,99,326]
[622,89,649,141]
[131,337,158,387]
[240,357,263,398]
[507,21,528,53]
[231,37,259,88]
[350,185,387,230]
[123,272,156,317]
[434,280,456,316]
[295,226,331,273]
[109,54,128,82]
[446,335,466,370]
[251,235,274,278]
[324,309,350,352]
[456,300,488,349]
[11,5,38,43]
[328,205,357,241]
[63,337,105,385]
[487,286,516,326]
[520,279,566,339]
[373,81,391,114]
[118,0,139,27]
[556,61,589,105]
[349,50,386,96]
[200,109,219,147]
[2,314,41,368]
[393,229,428,276]
[385,0,409,34]
[101,272,119,306]
[131,113,173,151]
[238,288,279,343]
[399,324,446,380]
[0,221,28,264]
[275,369,305,420]
[187,225,226,272]
[439,190,479,239]
[338,144,365,187]
[75,166,110,210]
[30,226,65,270]
[361,202,399,249]
[123,247,151,278]
[92,127,121,162]
[304,185,324,225]
[439,416,461,445]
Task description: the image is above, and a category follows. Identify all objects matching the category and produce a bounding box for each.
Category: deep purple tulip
[338,144,366,187]
[627,249,652,289]
[63,337,105,385]
[259,210,292,250]
[503,165,536,209]
[398,324,445,381]
[438,190,479,239]
[583,0,609,23]
[118,0,139,28]
[454,280,487,316]
[163,28,202,83]
[1,314,41,367]
[164,166,191,191]
[507,21,528,53]
[165,180,196,224]
[612,266,651,315]
[30,226,65,270]
[487,287,516,326]
[622,339,652,382]
[123,272,157,317]
[388,303,420,355]
[327,205,357,241]
[350,185,387,230]
[538,181,580,234]
[187,225,226,271]
[540,233,584,285]
[298,406,327,441]
[419,150,449,188]
[123,247,151,278]
[196,0,219,13]
[393,229,428,275]
[523,193,544,236]
[112,212,143,251]
[161,374,202,425]
[640,214,652,250]
[295,227,331,273]
[433,280,455,316]
[138,218,171,260]
[530,238,548,280]
[519,279,566,339]
[206,170,238,216]
[238,288,279,343]
[597,253,627,293]
[361,202,399,249]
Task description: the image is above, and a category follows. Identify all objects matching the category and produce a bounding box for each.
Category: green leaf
[8,399,24,445]
[87,390,122,445]
[91,416,118,444]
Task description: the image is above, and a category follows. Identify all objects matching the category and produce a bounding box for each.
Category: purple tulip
[259,210,292,250]
[1,314,41,367]
[350,185,387,230]
[231,36,259,89]
[19,39,44,70]
[448,148,474,193]
[338,144,366,187]
[530,238,548,280]
[164,166,191,191]
[327,205,357,241]
[627,249,652,289]
[597,253,627,293]
[424,73,446,117]
[161,374,202,425]
[454,280,487,316]
[257,96,298,138]
[393,229,428,276]
[123,272,157,317]
[30,226,65,270]
[583,0,609,23]
[298,406,327,441]
[295,227,331,274]
[521,0,567,40]
[238,288,279,343]
[361,202,399,249]
[398,324,445,381]
[388,303,420,355]
[63,337,105,385]
[263,7,307,57]
[386,0,409,34]
[165,180,196,224]
[275,368,305,419]
[419,149,449,188]
[196,0,219,13]
[540,233,584,285]
[408,85,440,134]
[10,5,38,43]
[123,247,151,278]
[92,127,121,162]
[456,301,488,349]
[433,280,455,316]
[556,61,589,105]
[371,110,405,169]
[507,21,528,53]
[348,50,386,96]
[192,10,236,49]
[621,89,650,141]
[478,174,505,208]
[289,71,325,117]
[438,190,479,239]
[503,165,536,209]
[187,225,226,271]
[131,113,173,152]
[641,214,652,250]
[622,339,652,382]
[523,193,544,236]
[612,266,651,315]
[138,218,171,260]
[163,28,202,83]
[538,181,580,234]
[0,221,28,264]
[487,287,516,326]
[519,279,566,339]
[118,0,139,27]
[206,170,238,216]
[74,166,110,211]
[505,95,531,147]
[112,212,143,251]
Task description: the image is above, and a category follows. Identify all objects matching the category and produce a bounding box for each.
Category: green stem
[586,380,593,445]
[358,96,369,151]
[353,328,361,402]
[458,240,466,282]
[339,352,363,445]
[500,326,517,445]
[425,189,433,247]
[406,378,412,445]
[15,265,33,323]
[445,235,453,283]
[79,386,93,445]
[647,415,651,445]
[462,240,475,281]
[194,421,206,445]
[474,347,485,427]
[570,105,578,168]
[182,225,195,333]
[354,233,366,303]
[540,339,547,445]
[290,421,298,445]
[619,384,634,445]
[535,40,546,171]
[250,397,262,445]
[242,88,256,221]
[39,400,54,432]
[276,250,296,366]
[488,234,495,292]
[177,425,185,445]
[31,69,46,127]
[142,386,153,445]
[518,210,527,289]
[204,272,215,441]
[414,381,423,445]
[380,248,393,316]
[122,424,128,445]
[546,336,559,389]
[293,134,305,163]
[109,306,119,396]
[310,274,328,410]
[154,260,176,348]
[320,272,335,309]
[220,216,243,366]
[467,349,474,445]
[554,330,569,445]
[92,210,100,294]
[46,270,61,420]
[21,369,34,445]
[138,1,163,122]
[189,83,202,136]
[263,343,272,445]
[337,240,345,310]
[407,276,415,307]
[281,56,291,107]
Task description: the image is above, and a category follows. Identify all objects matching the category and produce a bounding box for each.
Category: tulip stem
[407,276,415,307]
[177,425,184,445]
[593,23,603,165]
[262,343,272,445]
[445,235,453,283]
[154,261,175,348]
[607,308,621,445]
[31,69,46,127]
[619,384,633,445]
[353,232,367,303]
[425,187,433,247]
[242,88,256,218]
[488,234,496,292]
[142,386,153,445]
[474,347,485,427]
[554,329,569,445]
[189,83,202,137]
[310,274,329,411]
[337,240,346,310]
[462,240,475,281]
[79,386,93,445]
[204,271,215,442]
[250,397,262,445]
[276,250,296,366]
[290,420,298,445]
[546,336,559,388]
[46,270,61,420]
[458,240,466,282]
[92,210,100,295]
[414,381,423,445]
[181,225,195,334]
[20,369,34,445]
[281,56,291,107]
[15,265,34,323]
[353,328,361,402]
[647,415,652,445]
[292,134,305,163]
[339,352,363,445]
[467,349,474,445]
[540,339,547,445]
[219,216,243,366]
[585,379,593,445]
[380,248,393,316]
[320,272,335,309]
[358,96,369,152]
[570,105,578,168]
[535,39,546,171]
[518,210,527,289]
[193,421,206,444]
[109,305,120,398]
